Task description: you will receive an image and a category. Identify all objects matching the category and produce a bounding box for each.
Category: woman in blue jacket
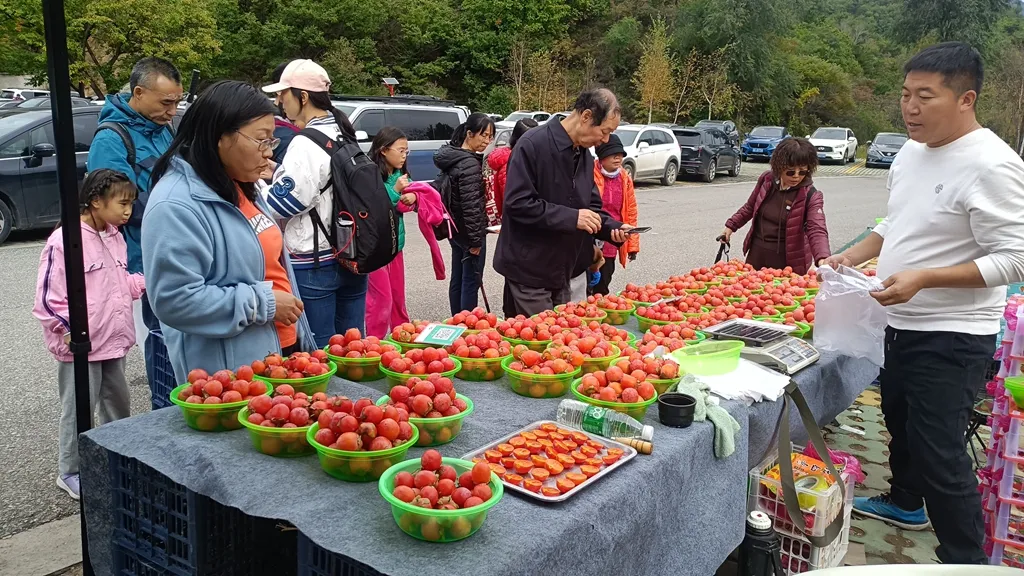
[142,81,315,382]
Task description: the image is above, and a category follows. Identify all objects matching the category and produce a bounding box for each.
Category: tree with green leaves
[632,19,674,124]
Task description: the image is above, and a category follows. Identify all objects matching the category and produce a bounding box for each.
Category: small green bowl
[579,345,621,375]
[253,360,337,395]
[619,291,655,308]
[383,335,430,351]
[453,354,509,381]
[169,383,269,432]
[307,422,418,482]
[570,378,658,420]
[726,296,747,303]
[648,376,682,396]
[753,313,783,321]
[554,304,608,323]
[237,408,315,457]
[670,340,744,376]
[805,287,819,296]
[774,303,799,314]
[324,349,386,382]
[379,359,463,389]
[501,356,580,398]
[684,287,708,295]
[375,394,474,446]
[378,457,503,542]
[598,305,636,325]
[1004,376,1024,408]
[634,313,673,333]
[686,331,708,344]
[501,336,552,352]
[762,318,811,339]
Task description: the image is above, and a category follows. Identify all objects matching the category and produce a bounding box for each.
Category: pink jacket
[398,182,452,280]
[34,222,146,362]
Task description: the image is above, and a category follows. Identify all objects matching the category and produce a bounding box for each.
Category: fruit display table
[78,343,876,576]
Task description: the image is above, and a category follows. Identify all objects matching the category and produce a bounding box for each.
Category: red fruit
[471,461,491,485]
[336,432,362,451]
[433,377,453,396]
[271,395,292,407]
[432,394,452,413]
[317,409,335,430]
[437,478,456,497]
[377,418,400,441]
[453,398,468,412]
[235,365,254,381]
[389,385,411,405]
[248,395,272,415]
[411,496,433,509]
[452,487,472,507]
[420,485,439,507]
[344,328,362,343]
[458,471,475,489]
[314,428,336,446]
[357,422,377,440]
[222,390,243,403]
[186,395,204,404]
[411,380,436,398]
[353,398,373,416]
[463,496,484,508]
[360,405,384,424]
[392,485,416,503]
[289,408,310,427]
[398,421,414,440]
[275,383,295,397]
[395,471,415,488]
[443,406,461,417]
[472,483,493,502]
[439,465,457,483]
[249,380,268,396]
[369,436,393,451]
[202,380,223,398]
[187,369,209,384]
[231,380,251,397]
[247,413,265,425]
[410,394,433,417]
[267,403,290,424]
[212,370,233,385]
[441,358,455,371]
[421,449,442,471]
[414,470,438,488]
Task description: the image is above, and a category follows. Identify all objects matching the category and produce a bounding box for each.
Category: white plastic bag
[813,265,887,366]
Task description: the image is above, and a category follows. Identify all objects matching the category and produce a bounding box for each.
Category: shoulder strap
[95,122,136,171]
[296,128,340,268]
[297,127,336,154]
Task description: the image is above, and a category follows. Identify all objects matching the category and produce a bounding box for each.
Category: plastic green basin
[501,356,580,398]
[253,360,337,395]
[570,377,658,420]
[307,422,418,482]
[669,340,744,376]
[169,382,269,432]
[375,394,474,446]
[237,408,315,457]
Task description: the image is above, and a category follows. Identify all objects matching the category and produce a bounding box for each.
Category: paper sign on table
[414,323,467,346]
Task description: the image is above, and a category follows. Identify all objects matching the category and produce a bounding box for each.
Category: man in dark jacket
[494,88,632,315]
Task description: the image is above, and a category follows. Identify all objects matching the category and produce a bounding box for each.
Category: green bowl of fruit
[453,354,509,381]
[380,360,462,390]
[376,393,474,446]
[579,345,621,375]
[379,454,503,542]
[570,377,658,421]
[501,356,580,399]
[253,359,337,395]
[774,303,799,314]
[307,422,419,482]
[634,313,673,334]
[501,336,551,352]
[238,407,315,457]
[169,377,270,433]
[324,351,386,383]
[383,335,430,351]
[648,376,682,396]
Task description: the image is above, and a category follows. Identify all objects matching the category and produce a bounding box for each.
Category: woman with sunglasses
[260,60,369,347]
[142,80,315,382]
[719,137,831,274]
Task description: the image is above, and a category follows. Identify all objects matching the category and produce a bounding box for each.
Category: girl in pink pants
[366,127,415,337]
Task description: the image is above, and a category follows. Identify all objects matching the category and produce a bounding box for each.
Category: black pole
[186,69,200,103]
[41,0,94,574]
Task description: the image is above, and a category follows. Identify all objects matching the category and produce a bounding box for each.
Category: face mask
[600,166,621,178]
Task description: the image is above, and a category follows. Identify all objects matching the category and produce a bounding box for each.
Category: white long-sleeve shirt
[875,128,1024,335]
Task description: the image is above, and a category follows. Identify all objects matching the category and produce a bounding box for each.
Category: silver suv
[331,96,468,181]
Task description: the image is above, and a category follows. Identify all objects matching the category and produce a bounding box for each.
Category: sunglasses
[784,169,810,177]
[236,131,281,152]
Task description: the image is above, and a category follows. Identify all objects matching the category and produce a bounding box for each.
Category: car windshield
[0,110,48,139]
[0,90,16,99]
[334,104,356,117]
[812,128,848,140]
[874,134,907,146]
[504,112,532,122]
[696,120,722,128]
[673,130,701,146]
[614,129,639,146]
[750,127,784,138]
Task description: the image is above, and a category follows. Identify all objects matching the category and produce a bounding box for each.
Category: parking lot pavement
[632,157,889,191]
[0,173,889,540]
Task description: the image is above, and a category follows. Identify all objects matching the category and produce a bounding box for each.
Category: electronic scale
[701,319,820,375]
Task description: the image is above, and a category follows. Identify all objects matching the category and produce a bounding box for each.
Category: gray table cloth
[80,348,876,576]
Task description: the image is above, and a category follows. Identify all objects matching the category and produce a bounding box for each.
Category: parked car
[331,95,469,182]
[672,126,741,182]
[741,126,790,161]
[549,111,571,123]
[694,119,739,145]
[611,125,681,185]
[484,113,504,122]
[0,97,94,117]
[495,110,551,130]
[808,127,858,164]
[0,88,50,101]
[483,127,513,159]
[865,132,908,169]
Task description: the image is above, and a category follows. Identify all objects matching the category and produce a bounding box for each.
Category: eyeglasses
[784,169,810,177]
[236,131,281,152]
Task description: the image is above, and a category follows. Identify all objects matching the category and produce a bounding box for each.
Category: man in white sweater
[829,42,1024,565]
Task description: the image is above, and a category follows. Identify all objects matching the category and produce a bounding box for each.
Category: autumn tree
[693,46,739,120]
[672,48,703,124]
[632,19,675,124]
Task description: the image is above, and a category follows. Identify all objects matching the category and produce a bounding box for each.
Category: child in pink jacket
[33,169,145,500]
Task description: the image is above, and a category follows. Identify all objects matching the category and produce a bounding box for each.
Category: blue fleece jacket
[141,155,315,383]
[87,94,174,273]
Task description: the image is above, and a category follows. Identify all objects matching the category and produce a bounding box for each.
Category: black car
[0,97,94,117]
[865,132,908,169]
[671,126,741,182]
[0,106,183,244]
[694,119,739,145]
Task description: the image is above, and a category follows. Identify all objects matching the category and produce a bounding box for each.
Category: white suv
[611,125,682,185]
[495,110,552,129]
[808,127,858,164]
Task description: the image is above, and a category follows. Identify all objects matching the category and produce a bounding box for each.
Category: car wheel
[660,161,678,186]
[0,199,12,245]
[703,159,717,183]
[623,162,635,182]
[728,156,740,177]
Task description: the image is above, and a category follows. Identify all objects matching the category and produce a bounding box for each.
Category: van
[330,96,468,182]
[1,89,51,101]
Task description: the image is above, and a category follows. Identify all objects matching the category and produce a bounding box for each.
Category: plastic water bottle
[556,399,654,442]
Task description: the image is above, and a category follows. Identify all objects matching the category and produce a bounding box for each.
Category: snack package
[765,453,837,486]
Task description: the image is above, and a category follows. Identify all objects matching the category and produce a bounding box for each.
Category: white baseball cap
[262,59,332,93]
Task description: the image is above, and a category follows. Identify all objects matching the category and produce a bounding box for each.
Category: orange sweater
[593,162,639,267]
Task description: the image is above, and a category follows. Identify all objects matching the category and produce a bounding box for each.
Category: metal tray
[461,420,637,503]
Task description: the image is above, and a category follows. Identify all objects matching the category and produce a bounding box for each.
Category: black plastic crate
[113,543,169,576]
[108,454,258,575]
[297,532,384,576]
[149,330,176,409]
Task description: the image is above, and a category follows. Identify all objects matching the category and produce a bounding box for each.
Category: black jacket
[434,144,486,249]
[494,120,621,290]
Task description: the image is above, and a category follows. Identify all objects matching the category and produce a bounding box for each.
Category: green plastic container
[501,356,580,398]
[453,354,509,381]
[237,408,315,457]
[253,360,337,395]
[684,287,707,295]
[569,378,658,420]
[685,331,708,344]
[648,376,682,396]
[634,313,673,333]
[554,304,607,323]
[501,336,551,353]
[805,287,819,296]
[580,345,620,375]
[1004,376,1024,408]
[804,323,814,339]
[753,313,783,321]
[378,457,503,542]
[169,383,269,432]
[307,422,418,482]
[619,291,655,308]
[794,294,813,303]
[383,335,430,351]
[763,319,811,339]
[726,296,747,304]
[599,305,636,325]
[380,359,463,389]
[669,340,744,376]
[774,303,799,314]
[324,349,386,382]
[375,394,474,446]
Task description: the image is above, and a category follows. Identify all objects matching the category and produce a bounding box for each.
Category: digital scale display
[702,319,820,375]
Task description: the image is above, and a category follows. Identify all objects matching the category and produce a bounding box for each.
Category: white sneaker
[57,473,80,500]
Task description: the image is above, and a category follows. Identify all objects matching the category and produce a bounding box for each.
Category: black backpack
[298,128,400,275]
[431,171,453,240]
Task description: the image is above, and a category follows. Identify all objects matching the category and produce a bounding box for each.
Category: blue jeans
[449,240,486,315]
[294,261,368,348]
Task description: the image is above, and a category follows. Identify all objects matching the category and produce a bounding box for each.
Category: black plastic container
[658,393,696,428]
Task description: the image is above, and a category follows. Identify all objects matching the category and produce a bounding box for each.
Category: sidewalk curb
[0,515,82,576]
